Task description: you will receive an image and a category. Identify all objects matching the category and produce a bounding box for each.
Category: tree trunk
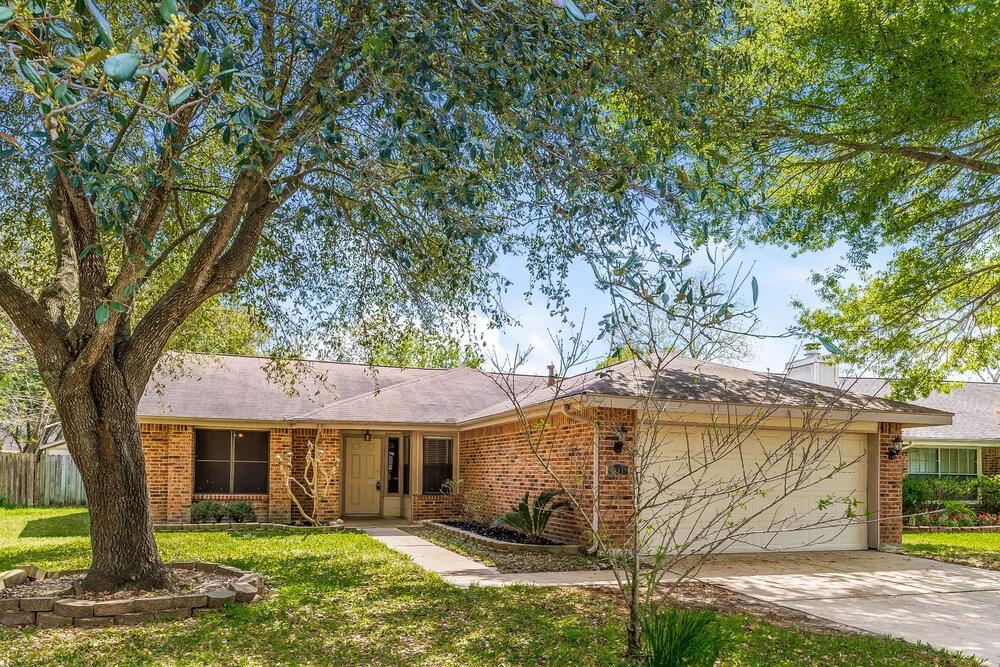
[58,357,169,592]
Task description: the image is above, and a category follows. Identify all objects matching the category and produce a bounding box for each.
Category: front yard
[904,532,1000,570]
[0,507,978,666]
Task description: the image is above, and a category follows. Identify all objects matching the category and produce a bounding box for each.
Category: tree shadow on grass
[0,540,628,667]
[0,543,91,571]
[19,510,90,538]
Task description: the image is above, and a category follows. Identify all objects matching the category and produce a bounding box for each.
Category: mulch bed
[1,566,237,601]
[439,521,559,545]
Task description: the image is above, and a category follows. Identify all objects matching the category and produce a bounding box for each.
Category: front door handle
[374,480,381,491]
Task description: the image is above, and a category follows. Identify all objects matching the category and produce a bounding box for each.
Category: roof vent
[547,363,556,386]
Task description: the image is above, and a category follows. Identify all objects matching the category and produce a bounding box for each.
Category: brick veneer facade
[458,407,636,546]
[140,414,908,551]
[410,494,460,520]
[140,423,339,524]
[983,447,1000,476]
[878,422,906,550]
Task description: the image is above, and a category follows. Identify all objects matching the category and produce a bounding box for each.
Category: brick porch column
[314,428,341,523]
[268,428,293,522]
[165,425,194,522]
[878,422,906,550]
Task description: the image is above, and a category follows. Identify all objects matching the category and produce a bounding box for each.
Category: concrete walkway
[361,526,621,587]
[364,527,1000,665]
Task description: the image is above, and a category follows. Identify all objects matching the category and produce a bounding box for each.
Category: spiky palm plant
[499,489,569,542]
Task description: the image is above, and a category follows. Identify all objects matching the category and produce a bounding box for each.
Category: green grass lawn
[904,531,1000,570]
[0,507,980,666]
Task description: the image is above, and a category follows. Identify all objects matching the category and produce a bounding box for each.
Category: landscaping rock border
[153,521,345,533]
[0,562,264,629]
[904,525,1000,533]
[425,520,585,554]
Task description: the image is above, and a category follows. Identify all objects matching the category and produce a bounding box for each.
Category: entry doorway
[344,435,381,515]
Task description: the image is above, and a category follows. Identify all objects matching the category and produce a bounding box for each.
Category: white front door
[344,436,381,515]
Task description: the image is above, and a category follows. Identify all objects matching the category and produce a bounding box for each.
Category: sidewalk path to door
[360,526,622,587]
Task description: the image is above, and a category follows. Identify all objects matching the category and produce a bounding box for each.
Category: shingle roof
[845,378,1000,441]
[460,356,949,421]
[139,354,442,421]
[138,353,950,426]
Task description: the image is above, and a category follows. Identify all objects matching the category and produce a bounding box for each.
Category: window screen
[907,448,939,476]
[422,436,453,494]
[195,429,269,494]
[940,448,977,476]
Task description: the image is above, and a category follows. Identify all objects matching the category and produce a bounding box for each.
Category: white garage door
[638,426,868,553]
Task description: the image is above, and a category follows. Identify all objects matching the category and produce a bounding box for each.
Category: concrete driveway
[690,551,1000,665]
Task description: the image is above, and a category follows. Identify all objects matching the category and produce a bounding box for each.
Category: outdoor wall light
[888,435,906,459]
[363,430,372,442]
[612,427,629,453]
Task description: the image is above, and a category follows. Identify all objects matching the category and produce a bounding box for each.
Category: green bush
[225,501,256,523]
[926,476,979,504]
[979,475,1000,513]
[902,477,931,521]
[499,490,569,543]
[190,500,226,523]
[641,606,727,667]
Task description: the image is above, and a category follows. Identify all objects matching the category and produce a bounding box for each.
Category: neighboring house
[845,378,1000,482]
[137,353,950,552]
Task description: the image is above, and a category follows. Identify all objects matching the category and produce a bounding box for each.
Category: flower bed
[428,521,584,554]
[0,562,264,629]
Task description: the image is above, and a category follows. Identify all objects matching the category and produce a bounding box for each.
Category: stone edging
[154,522,345,533]
[904,525,1000,533]
[425,520,584,554]
[0,562,264,629]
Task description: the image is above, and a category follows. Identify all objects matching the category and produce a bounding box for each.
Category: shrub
[499,489,569,543]
[225,501,256,523]
[442,478,494,526]
[641,606,726,667]
[980,475,1000,513]
[190,500,226,523]
[925,476,979,505]
[902,477,931,522]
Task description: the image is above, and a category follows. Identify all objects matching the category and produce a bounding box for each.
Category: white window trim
[907,445,981,478]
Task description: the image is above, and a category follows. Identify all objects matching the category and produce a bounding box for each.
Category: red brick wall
[458,407,636,546]
[879,422,906,549]
[983,447,1000,476]
[410,493,459,520]
[140,423,343,524]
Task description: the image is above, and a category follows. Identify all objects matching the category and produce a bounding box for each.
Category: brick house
[137,353,951,552]
[848,378,1000,482]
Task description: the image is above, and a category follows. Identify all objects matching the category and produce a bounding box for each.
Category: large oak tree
[714,0,1000,397]
[0,0,723,589]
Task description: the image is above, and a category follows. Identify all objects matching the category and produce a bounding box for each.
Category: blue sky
[482,241,851,375]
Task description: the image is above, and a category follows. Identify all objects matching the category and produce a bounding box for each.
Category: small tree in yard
[276,436,335,527]
[0,0,725,589]
[490,253,878,656]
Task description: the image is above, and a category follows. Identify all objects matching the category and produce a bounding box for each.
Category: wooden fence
[0,451,86,506]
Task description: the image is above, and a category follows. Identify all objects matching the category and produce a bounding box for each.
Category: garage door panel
[639,426,868,553]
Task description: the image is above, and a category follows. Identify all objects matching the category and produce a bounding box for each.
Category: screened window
[422,436,453,494]
[195,429,269,494]
[908,447,977,477]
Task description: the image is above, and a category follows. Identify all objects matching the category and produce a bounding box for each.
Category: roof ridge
[290,367,470,420]
[166,350,467,373]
